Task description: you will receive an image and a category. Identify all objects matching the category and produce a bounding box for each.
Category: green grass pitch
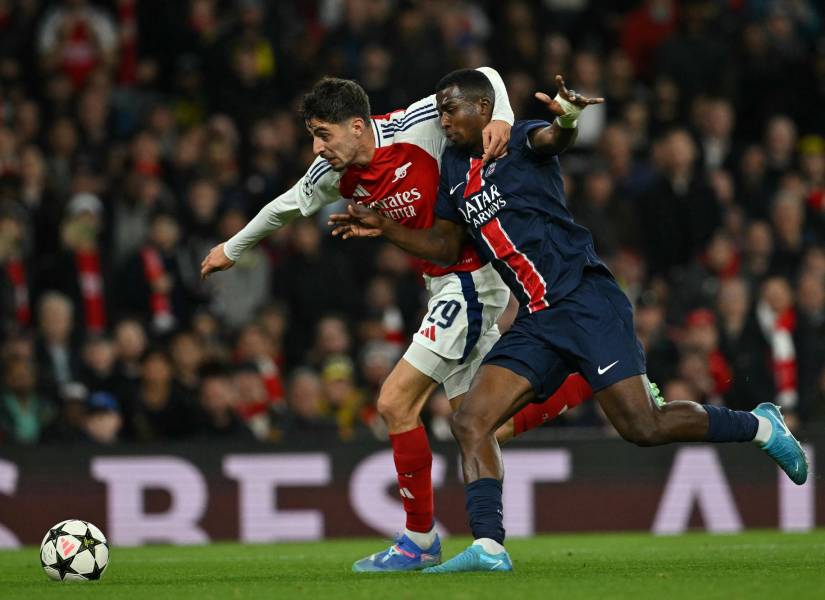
[1,531,824,599]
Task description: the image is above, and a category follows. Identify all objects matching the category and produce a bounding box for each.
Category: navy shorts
[482,269,646,399]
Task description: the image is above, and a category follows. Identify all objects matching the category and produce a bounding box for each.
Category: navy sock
[703,405,758,442]
[465,478,504,544]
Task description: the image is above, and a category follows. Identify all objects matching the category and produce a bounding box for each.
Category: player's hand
[534,75,604,121]
[482,120,510,165]
[200,243,235,280]
[328,203,385,239]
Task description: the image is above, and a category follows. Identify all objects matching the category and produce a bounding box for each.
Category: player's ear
[350,117,366,137]
[478,97,493,118]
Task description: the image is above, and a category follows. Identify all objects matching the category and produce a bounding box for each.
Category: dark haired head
[435,69,495,109]
[434,69,494,151]
[300,77,370,125]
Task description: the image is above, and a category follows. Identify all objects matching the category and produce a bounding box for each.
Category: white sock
[473,537,506,555]
[753,415,772,445]
[404,527,436,550]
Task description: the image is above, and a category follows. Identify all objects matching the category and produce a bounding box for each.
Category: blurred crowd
[0,0,824,446]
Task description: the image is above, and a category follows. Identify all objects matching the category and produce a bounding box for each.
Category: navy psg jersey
[436,120,608,314]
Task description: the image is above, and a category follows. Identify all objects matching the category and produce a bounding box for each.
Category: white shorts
[403,263,509,399]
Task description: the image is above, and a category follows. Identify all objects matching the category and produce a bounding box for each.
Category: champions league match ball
[39,519,109,581]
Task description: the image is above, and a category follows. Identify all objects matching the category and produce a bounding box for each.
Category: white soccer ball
[40,519,109,581]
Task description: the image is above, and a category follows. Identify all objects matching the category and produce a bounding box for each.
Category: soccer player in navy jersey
[331,69,808,573]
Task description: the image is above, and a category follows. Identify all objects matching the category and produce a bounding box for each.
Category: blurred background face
[4,357,36,396]
[664,130,695,174]
[115,320,147,362]
[200,376,236,415]
[171,333,203,372]
[717,279,750,320]
[705,232,735,271]
[219,209,248,239]
[321,357,355,407]
[745,222,773,257]
[150,215,181,251]
[316,317,350,356]
[288,371,323,419]
[39,296,73,343]
[765,116,796,159]
[236,325,270,360]
[291,219,322,256]
[142,352,172,386]
[83,338,116,374]
[761,277,794,312]
[234,369,267,407]
[188,180,219,223]
[797,273,825,315]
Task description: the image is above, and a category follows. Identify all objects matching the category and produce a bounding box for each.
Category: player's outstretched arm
[200,159,342,279]
[529,74,604,155]
[329,204,466,266]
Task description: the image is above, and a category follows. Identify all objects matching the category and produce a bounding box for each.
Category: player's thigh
[378,357,439,416]
[456,364,536,432]
[550,270,647,393]
[441,322,501,404]
[481,312,573,404]
[595,374,658,433]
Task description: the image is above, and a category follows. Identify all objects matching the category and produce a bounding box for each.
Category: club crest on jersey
[391,161,413,183]
[485,162,497,177]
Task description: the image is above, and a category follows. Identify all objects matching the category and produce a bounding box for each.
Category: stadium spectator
[282,367,338,441]
[0,355,55,444]
[169,330,204,396]
[34,291,82,400]
[716,277,773,411]
[111,317,147,399]
[122,348,193,442]
[80,334,118,398]
[117,210,190,334]
[233,322,284,407]
[233,361,276,441]
[319,355,366,441]
[0,202,32,338]
[795,271,825,421]
[82,390,122,444]
[304,314,353,371]
[193,362,254,441]
[638,129,721,277]
[36,192,111,336]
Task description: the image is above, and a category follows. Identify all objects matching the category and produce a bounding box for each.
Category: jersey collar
[370,118,382,149]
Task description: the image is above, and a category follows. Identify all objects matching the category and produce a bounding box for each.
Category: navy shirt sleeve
[510,119,552,155]
[435,154,464,224]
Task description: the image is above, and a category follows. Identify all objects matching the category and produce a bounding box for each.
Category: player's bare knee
[376,385,413,427]
[450,409,484,444]
[613,416,661,447]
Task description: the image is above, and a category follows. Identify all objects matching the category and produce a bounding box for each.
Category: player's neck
[469,133,484,157]
[352,134,376,168]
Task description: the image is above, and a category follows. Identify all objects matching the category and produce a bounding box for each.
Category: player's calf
[498,373,591,443]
